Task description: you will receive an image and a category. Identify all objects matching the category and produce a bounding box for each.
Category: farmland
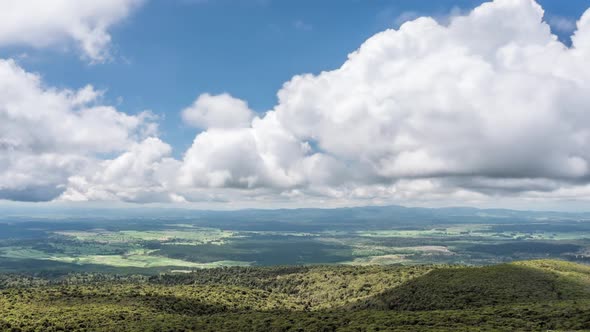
[1,206,589,274]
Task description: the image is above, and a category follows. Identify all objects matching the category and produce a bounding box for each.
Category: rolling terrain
[1,259,589,331]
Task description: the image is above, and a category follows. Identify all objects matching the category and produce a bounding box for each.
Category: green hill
[1,260,589,331]
[356,260,590,311]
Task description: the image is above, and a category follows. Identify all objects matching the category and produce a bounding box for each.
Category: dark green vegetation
[1,206,590,275]
[1,260,589,331]
[153,238,352,265]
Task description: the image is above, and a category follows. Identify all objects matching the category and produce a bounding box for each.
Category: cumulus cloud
[169,0,590,205]
[179,111,325,190]
[182,93,255,129]
[60,138,183,203]
[0,0,143,62]
[5,0,590,207]
[0,59,157,201]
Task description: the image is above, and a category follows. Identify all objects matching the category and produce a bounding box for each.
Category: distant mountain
[1,204,589,227]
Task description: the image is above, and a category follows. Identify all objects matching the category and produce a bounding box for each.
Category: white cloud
[574,8,590,53]
[182,93,255,129]
[60,137,183,203]
[0,0,143,62]
[0,59,156,153]
[0,59,156,201]
[275,1,589,185]
[5,0,590,208]
[170,0,590,206]
[179,111,311,189]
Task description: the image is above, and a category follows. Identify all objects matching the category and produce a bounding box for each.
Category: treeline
[0,273,149,289]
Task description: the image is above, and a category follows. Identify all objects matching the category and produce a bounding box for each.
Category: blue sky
[5,0,590,157]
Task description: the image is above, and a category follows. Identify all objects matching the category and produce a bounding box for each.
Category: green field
[1,221,590,274]
[56,228,235,244]
[1,206,590,274]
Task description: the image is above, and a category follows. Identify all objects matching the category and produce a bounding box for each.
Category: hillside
[355,260,590,311]
[1,260,589,331]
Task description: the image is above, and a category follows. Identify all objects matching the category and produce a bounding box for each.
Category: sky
[1,0,590,210]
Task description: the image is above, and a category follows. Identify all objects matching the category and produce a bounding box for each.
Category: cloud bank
[0,59,156,202]
[2,0,590,207]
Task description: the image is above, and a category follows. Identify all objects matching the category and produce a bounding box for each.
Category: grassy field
[0,247,252,269]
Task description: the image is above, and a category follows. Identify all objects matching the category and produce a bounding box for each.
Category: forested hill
[1,260,590,331]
